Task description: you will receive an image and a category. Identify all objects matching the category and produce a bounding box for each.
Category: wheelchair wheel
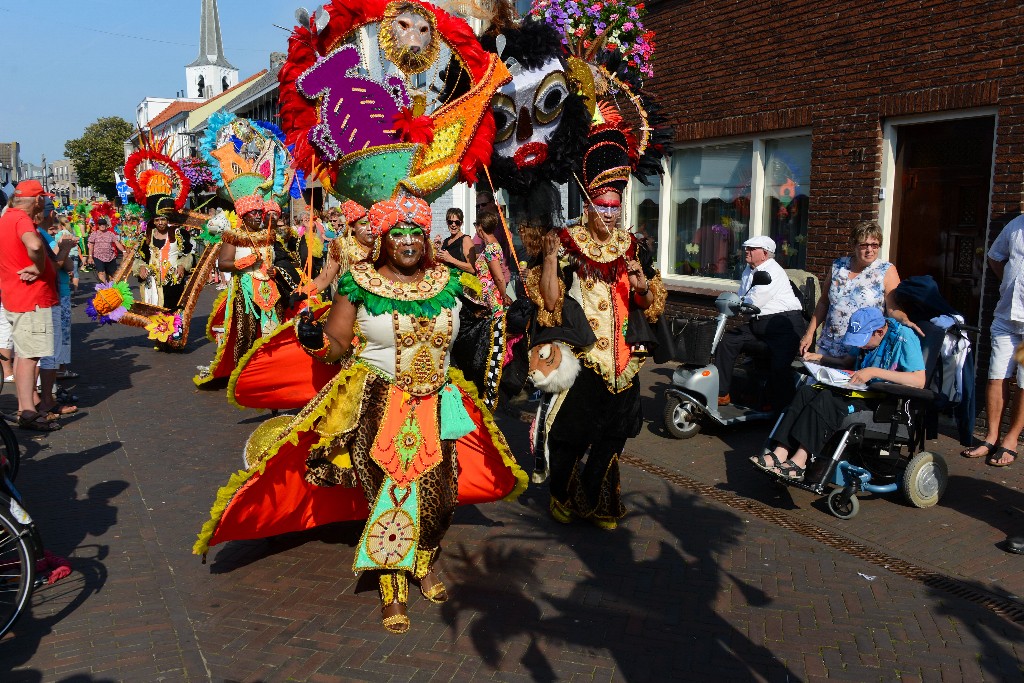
[901,451,947,508]
[664,395,701,439]
[827,488,859,519]
[0,502,35,638]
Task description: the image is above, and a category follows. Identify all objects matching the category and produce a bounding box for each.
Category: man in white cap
[714,235,805,409]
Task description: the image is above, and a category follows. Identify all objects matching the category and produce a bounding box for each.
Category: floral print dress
[819,255,892,357]
[474,241,505,313]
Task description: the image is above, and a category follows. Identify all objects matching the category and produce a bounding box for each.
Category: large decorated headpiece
[89,202,119,229]
[581,123,636,196]
[200,112,300,215]
[341,199,368,225]
[124,132,191,221]
[368,195,432,239]
[479,15,590,195]
[279,0,512,207]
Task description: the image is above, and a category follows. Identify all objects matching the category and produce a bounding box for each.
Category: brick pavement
[0,282,1019,682]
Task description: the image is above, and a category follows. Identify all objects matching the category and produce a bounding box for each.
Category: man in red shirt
[0,180,62,431]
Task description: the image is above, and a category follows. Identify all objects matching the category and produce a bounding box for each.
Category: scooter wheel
[663,395,701,439]
[827,488,859,520]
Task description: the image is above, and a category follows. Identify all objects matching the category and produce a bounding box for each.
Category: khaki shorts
[5,306,55,360]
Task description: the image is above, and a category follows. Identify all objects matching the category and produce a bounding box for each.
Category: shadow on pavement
[940,474,1024,539]
[927,576,1024,679]
[208,520,364,575]
[441,481,796,682]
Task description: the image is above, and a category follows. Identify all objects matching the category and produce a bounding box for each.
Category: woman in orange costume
[194,196,525,634]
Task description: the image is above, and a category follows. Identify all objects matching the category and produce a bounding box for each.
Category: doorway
[890,116,994,324]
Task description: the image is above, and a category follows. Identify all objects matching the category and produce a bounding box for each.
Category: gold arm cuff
[525,265,564,327]
[643,273,667,323]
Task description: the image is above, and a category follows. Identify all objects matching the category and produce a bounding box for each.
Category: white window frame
[625,128,812,289]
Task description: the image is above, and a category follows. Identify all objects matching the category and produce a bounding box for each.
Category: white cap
[742,235,776,253]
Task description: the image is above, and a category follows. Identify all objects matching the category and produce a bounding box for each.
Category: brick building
[633,0,1024,337]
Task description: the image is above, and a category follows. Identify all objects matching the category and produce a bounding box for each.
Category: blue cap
[842,307,886,347]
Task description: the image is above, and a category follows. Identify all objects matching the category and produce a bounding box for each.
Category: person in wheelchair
[714,235,805,409]
[750,307,925,481]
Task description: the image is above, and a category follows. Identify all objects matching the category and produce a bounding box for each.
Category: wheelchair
[765,379,948,519]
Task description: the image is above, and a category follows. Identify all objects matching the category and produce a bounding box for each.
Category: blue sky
[0,0,297,166]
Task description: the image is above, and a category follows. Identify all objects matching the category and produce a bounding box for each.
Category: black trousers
[773,384,869,457]
[713,310,803,407]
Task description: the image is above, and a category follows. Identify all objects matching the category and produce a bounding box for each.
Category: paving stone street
[0,282,1021,682]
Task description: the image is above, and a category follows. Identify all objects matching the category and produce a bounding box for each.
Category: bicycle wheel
[0,422,19,482]
[0,503,34,638]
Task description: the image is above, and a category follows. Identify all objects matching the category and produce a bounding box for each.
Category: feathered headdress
[279,0,511,207]
[124,131,191,219]
[200,112,298,215]
[89,202,119,229]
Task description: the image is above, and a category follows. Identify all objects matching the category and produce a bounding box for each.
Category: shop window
[668,143,752,279]
[631,177,660,257]
[762,136,811,270]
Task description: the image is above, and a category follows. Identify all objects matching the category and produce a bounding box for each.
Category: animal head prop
[200,112,299,216]
[479,15,591,195]
[527,341,580,394]
[124,131,190,221]
[280,0,511,207]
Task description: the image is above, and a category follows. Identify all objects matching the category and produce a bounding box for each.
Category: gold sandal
[413,549,447,604]
[379,573,409,634]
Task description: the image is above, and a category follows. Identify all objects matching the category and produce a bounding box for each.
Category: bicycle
[0,373,42,638]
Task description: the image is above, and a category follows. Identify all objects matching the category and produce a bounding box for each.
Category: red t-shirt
[0,208,59,312]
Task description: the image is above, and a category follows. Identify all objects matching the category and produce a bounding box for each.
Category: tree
[65,116,134,200]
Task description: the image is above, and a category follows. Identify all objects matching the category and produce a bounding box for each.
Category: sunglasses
[857,242,881,250]
[447,219,462,226]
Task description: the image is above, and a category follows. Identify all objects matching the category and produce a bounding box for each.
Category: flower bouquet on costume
[86,282,135,325]
[530,0,656,82]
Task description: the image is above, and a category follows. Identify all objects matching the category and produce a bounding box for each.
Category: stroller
[766,276,977,519]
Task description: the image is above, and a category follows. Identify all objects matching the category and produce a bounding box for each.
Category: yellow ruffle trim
[193,363,372,556]
[225,298,332,410]
[194,283,240,387]
[525,266,563,327]
[644,273,667,323]
[204,288,229,343]
[448,368,528,503]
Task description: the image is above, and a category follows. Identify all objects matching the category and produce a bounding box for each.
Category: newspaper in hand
[802,360,869,391]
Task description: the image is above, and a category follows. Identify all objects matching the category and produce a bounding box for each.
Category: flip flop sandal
[986,448,1018,467]
[961,441,996,458]
[750,451,783,471]
[773,461,806,481]
[17,414,62,432]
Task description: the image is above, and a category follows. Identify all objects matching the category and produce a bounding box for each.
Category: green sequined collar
[339,262,462,317]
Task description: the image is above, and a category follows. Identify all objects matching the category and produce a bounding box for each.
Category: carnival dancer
[194,195,526,634]
[527,126,667,529]
[193,112,299,387]
[194,198,282,386]
[134,194,195,309]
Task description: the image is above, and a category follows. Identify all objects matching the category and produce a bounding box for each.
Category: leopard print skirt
[305,375,459,551]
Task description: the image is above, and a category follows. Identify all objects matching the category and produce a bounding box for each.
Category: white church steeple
[185,0,238,99]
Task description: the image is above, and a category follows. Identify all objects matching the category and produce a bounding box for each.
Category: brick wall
[644,0,1024,435]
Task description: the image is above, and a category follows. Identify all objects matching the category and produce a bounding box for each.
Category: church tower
[185,0,238,99]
